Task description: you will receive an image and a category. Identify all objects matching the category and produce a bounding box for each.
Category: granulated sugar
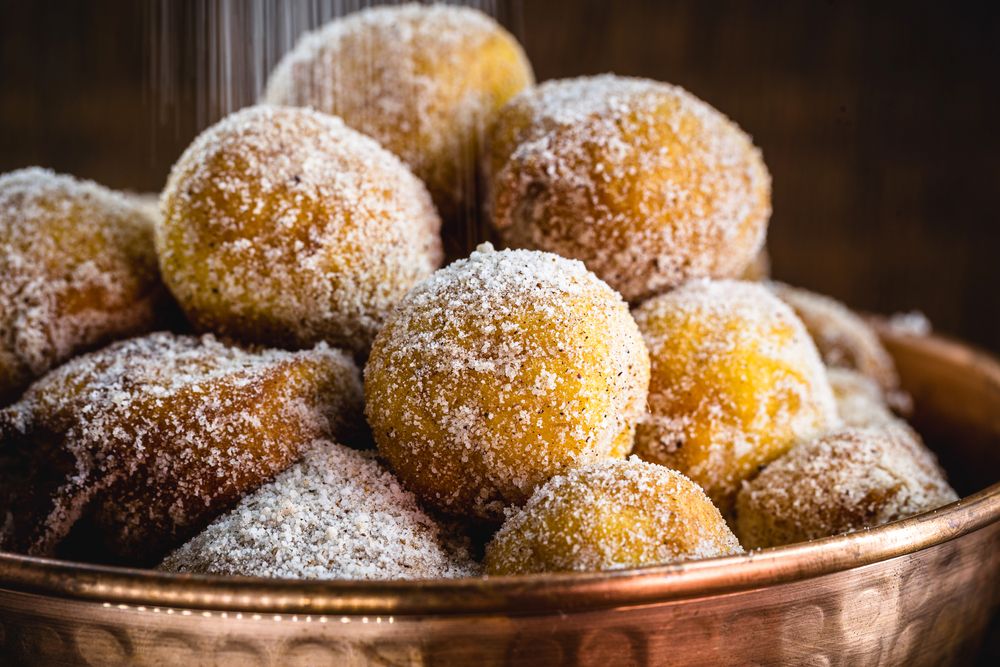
[159,104,442,355]
[161,440,480,580]
[827,367,897,428]
[735,424,958,549]
[0,332,362,561]
[365,243,649,520]
[489,75,771,301]
[485,456,742,574]
[263,3,532,217]
[0,167,163,404]
[770,282,899,392]
[633,279,839,511]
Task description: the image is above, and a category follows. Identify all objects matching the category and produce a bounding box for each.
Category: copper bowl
[1,329,998,666]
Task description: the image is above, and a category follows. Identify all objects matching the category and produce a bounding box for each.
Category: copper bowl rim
[1,332,998,617]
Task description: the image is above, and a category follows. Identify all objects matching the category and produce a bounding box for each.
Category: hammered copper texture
[1,331,998,667]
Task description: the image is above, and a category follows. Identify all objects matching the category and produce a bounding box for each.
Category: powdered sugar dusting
[0,168,164,404]
[488,75,771,302]
[263,3,533,220]
[160,440,479,580]
[158,105,442,356]
[633,279,839,512]
[736,424,958,549]
[485,457,742,574]
[365,243,650,520]
[0,332,363,562]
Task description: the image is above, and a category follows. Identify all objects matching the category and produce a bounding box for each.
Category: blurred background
[0,0,997,351]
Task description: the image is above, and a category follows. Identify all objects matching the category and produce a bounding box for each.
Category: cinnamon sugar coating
[735,424,958,549]
[488,75,771,302]
[632,280,839,514]
[264,3,534,228]
[485,457,742,574]
[161,440,479,580]
[770,282,899,392]
[158,105,442,356]
[365,244,650,521]
[0,332,362,563]
[0,168,165,405]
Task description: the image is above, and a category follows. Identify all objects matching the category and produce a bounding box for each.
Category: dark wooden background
[0,0,997,351]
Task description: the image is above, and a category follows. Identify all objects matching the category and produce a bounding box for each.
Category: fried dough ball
[484,457,742,574]
[0,168,164,405]
[263,3,534,242]
[158,105,442,356]
[160,440,479,580]
[365,243,650,521]
[125,191,161,223]
[770,282,899,392]
[739,247,771,281]
[0,332,363,563]
[488,75,771,302]
[632,280,839,513]
[827,367,897,427]
[735,425,958,549]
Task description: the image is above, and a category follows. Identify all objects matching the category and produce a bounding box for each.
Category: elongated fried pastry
[0,332,362,563]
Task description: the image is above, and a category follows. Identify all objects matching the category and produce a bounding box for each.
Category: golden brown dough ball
[739,247,771,281]
[0,168,164,405]
[0,332,363,563]
[632,280,839,514]
[158,105,442,356]
[263,3,534,244]
[827,367,898,427]
[488,75,771,302]
[125,191,162,223]
[365,243,650,521]
[735,424,958,549]
[484,457,742,574]
[770,282,899,393]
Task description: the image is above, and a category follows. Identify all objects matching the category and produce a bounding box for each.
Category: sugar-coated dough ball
[158,105,442,356]
[0,168,164,405]
[488,75,771,302]
[264,3,534,230]
[160,440,479,580]
[0,332,363,563]
[770,282,899,392]
[485,457,742,574]
[739,247,771,281]
[827,367,897,427]
[365,244,650,520]
[735,425,958,549]
[632,280,839,513]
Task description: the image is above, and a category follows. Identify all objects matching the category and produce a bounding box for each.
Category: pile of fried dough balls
[0,4,957,580]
